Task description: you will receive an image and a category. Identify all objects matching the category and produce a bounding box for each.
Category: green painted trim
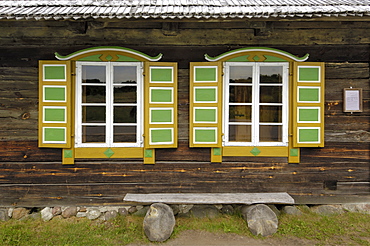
[44,65,66,80]
[298,128,319,142]
[64,149,73,158]
[213,147,221,156]
[150,88,173,103]
[150,68,173,82]
[44,86,66,102]
[205,47,309,62]
[298,108,319,122]
[250,147,261,156]
[195,108,216,123]
[43,127,66,142]
[298,67,320,82]
[298,87,320,102]
[290,148,299,157]
[194,129,216,143]
[144,149,153,158]
[195,67,217,82]
[104,148,115,158]
[150,129,173,143]
[55,46,162,61]
[150,109,172,123]
[195,88,217,102]
[44,107,66,122]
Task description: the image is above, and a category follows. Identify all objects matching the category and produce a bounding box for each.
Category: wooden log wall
[0,19,369,206]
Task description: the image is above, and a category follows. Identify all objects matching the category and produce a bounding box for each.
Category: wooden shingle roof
[0,0,369,20]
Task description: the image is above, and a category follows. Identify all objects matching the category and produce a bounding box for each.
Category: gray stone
[311,205,344,215]
[170,205,180,215]
[178,204,193,214]
[104,210,118,221]
[190,205,220,219]
[221,205,234,215]
[0,209,10,221]
[52,207,62,216]
[41,207,54,221]
[143,203,176,242]
[342,204,370,214]
[133,206,150,217]
[243,204,279,237]
[12,208,29,220]
[62,206,78,218]
[267,205,281,217]
[128,206,138,214]
[118,207,129,216]
[76,212,87,218]
[282,206,303,216]
[29,212,41,220]
[86,208,101,220]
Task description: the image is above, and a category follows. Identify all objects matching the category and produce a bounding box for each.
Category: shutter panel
[292,62,325,147]
[190,62,222,147]
[38,60,72,148]
[144,62,178,148]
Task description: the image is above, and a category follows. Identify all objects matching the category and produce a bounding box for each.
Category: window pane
[229,105,251,122]
[82,85,106,103]
[114,106,137,123]
[259,125,282,142]
[82,66,106,83]
[114,86,137,103]
[260,106,282,123]
[113,66,137,84]
[260,86,282,103]
[229,86,252,103]
[82,106,106,123]
[229,125,251,142]
[82,126,105,143]
[114,126,136,143]
[260,66,283,84]
[229,66,253,83]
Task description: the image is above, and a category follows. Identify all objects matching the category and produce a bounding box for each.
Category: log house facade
[0,0,369,206]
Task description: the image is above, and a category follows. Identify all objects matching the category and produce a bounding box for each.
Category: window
[75,62,143,148]
[223,62,289,146]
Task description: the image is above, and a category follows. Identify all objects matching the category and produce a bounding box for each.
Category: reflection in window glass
[82,66,106,83]
[114,126,136,143]
[82,126,105,143]
[260,86,282,103]
[82,85,106,103]
[229,125,251,142]
[114,66,137,84]
[260,106,282,123]
[82,106,106,123]
[260,66,283,84]
[229,105,251,122]
[229,86,252,103]
[114,86,137,103]
[259,125,282,142]
[114,106,137,123]
[229,66,253,83]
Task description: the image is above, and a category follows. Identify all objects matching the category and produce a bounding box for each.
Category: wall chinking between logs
[0,19,369,206]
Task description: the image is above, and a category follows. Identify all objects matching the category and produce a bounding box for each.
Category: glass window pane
[82,106,106,123]
[82,66,106,83]
[114,106,137,123]
[259,125,282,142]
[82,85,106,103]
[82,126,105,143]
[260,86,282,103]
[114,126,136,143]
[260,66,283,84]
[229,86,252,103]
[260,106,282,123]
[229,125,251,142]
[113,66,137,84]
[229,66,253,83]
[229,105,251,122]
[114,86,137,103]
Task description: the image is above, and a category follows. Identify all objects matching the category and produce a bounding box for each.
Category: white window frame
[75,61,143,148]
[223,62,289,147]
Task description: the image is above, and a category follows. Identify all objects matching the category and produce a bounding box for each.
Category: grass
[0,209,370,245]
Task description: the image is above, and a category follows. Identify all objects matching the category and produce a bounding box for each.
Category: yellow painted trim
[223,146,289,157]
[189,62,223,148]
[144,62,178,149]
[62,147,75,165]
[38,60,72,149]
[143,148,156,164]
[74,147,143,159]
[211,147,222,162]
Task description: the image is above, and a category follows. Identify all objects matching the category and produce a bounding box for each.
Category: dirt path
[127,230,316,246]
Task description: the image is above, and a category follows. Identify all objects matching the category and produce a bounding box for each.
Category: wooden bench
[123,193,294,205]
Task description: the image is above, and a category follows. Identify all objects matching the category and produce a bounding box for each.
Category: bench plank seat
[124,193,294,205]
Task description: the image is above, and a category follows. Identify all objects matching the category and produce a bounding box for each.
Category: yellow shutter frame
[38,60,72,148]
[292,62,325,147]
[144,62,178,148]
[189,62,222,148]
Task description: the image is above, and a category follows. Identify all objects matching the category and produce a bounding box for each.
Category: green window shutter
[38,61,72,148]
[292,62,325,147]
[190,62,222,147]
[144,62,178,148]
